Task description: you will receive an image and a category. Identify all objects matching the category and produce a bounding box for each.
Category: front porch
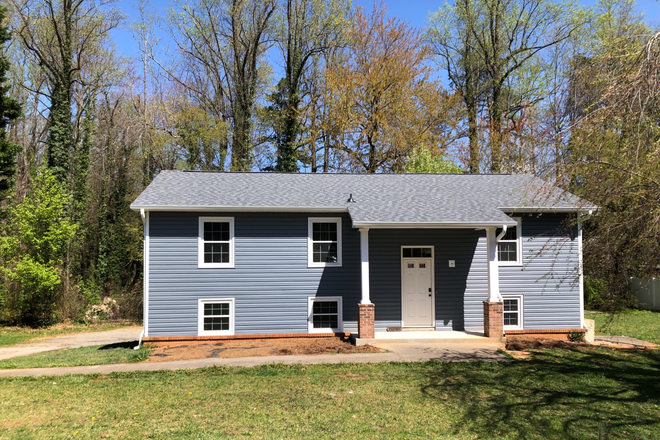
[354,226,506,341]
[353,330,491,346]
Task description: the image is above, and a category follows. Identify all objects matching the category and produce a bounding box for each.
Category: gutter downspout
[135,209,147,350]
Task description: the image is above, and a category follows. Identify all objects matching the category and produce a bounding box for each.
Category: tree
[404,146,463,174]
[0,6,21,200]
[271,0,349,172]
[9,0,122,182]
[429,0,581,173]
[324,4,461,173]
[0,168,77,324]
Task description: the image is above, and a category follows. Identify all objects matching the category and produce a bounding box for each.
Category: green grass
[0,322,139,347]
[586,310,660,344]
[0,347,658,439]
[0,343,152,369]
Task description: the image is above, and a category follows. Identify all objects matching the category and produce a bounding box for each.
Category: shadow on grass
[421,347,660,438]
[98,341,139,350]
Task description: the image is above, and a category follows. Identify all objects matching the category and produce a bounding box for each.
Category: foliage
[0,342,152,369]
[584,277,606,309]
[0,350,659,438]
[404,146,463,174]
[325,3,462,173]
[0,168,77,325]
[0,6,21,200]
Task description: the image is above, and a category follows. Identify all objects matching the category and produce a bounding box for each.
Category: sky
[111,0,660,82]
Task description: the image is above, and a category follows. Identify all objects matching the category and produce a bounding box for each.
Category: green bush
[584,277,606,310]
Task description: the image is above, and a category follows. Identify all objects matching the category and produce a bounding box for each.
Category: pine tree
[0,6,22,200]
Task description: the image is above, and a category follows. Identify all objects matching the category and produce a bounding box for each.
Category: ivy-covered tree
[0,6,22,200]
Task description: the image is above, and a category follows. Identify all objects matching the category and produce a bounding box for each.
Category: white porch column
[486,227,501,302]
[360,228,371,304]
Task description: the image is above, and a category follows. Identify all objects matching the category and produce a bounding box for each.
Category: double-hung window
[502,296,523,330]
[198,298,235,335]
[496,217,522,265]
[198,217,234,268]
[308,218,342,267]
[308,297,343,333]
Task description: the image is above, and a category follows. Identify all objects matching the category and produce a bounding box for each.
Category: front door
[401,250,434,327]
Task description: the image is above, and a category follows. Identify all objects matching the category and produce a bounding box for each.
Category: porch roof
[130,171,597,228]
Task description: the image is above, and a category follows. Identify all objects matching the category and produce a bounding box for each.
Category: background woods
[0,0,657,324]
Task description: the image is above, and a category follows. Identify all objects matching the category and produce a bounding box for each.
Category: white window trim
[198,216,235,268]
[198,298,235,336]
[498,217,522,267]
[502,295,523,330]
[307,217,342,268]
[308,296,343,333]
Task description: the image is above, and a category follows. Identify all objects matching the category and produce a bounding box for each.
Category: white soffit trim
[351,221,517,229]
[130,205,349,213]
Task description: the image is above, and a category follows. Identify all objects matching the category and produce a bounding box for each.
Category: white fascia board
[130,205,349,213]
[351,220,518,229]
[498,206,598,214]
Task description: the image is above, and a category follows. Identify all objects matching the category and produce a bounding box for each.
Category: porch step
[352,331,496,346]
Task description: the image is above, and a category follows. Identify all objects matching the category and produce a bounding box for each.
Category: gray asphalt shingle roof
[130,171,597,227]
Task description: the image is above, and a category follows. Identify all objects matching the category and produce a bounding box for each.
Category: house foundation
[483,301,504,339]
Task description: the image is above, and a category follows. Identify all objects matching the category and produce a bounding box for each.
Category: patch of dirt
[505,336,590,351]
[145,336,383,362]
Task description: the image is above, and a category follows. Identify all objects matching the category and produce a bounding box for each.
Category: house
[130,171,597,341]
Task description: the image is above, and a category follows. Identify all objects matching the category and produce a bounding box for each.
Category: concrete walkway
[594,335,657,348]
[0,339,506,377]
[0,326,143,361]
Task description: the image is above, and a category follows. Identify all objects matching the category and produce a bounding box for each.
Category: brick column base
[358,303,375,339]
[483,301,504,339]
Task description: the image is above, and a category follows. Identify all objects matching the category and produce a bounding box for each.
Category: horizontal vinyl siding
[369,229,483,331]
[500,213,580,329]
[148,212,360,336]
[464,233,488,331]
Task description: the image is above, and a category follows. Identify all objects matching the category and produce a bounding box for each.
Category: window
[496,217,522,265]
[308,218,342,267]
[198,217,234,268]
[502,296,523,330]
[308,297,343,333]
[402,247,433,258]
[198,298,235,335]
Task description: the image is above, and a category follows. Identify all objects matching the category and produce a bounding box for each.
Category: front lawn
[586,310,660,344]
[0,322,139,347]
[0,343,151,369]
[0,347,658,439]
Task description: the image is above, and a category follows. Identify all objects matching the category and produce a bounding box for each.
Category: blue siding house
[131,171,596,341]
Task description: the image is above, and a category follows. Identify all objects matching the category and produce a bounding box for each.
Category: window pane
[498,242,517,262]
[412,248,422,257]
[204,303,229,316]
[313,315,338,329]
[204,316,229,331]
[313,222,337,242]
[421,248,432,257]
[403,248,412,258]
[313,301,338,314]
[204,242,230,264]
[204,222,230,242]
[503,299,518,312]
[503,312,518,326]
[313,243,338,263]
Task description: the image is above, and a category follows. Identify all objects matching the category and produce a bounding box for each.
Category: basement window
[308,297,343,333]
[198,298,235,336]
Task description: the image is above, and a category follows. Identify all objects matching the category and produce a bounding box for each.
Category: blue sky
[111,0,660,80]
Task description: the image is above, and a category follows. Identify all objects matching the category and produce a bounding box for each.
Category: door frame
[400,245,435,328]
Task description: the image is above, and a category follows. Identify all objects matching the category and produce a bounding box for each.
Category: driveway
[0,326,143,361]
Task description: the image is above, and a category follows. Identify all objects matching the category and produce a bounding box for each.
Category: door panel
[402,259,433,326]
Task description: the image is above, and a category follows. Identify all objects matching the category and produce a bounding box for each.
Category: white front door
[401,257,434,327]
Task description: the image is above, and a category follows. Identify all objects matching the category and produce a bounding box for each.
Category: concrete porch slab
[353,330,495,346]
